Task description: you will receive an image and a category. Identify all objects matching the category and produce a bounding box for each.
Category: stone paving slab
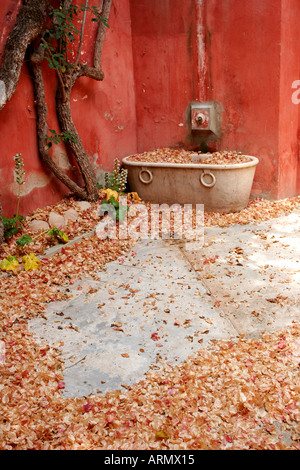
[29,239,236,397]
[182,210,300,337]
[29,210,300,398]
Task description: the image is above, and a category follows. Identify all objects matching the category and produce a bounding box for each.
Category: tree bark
[56,84,99,201]
[53,0,113,202]
[28,0,113,202]
[0,0,49,110]
[29,54,89,200]
[0,0,113,208]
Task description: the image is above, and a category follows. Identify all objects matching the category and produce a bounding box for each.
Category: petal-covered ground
[0,194,299,450]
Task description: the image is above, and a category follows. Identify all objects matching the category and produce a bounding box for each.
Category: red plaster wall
[207,0,300,199]
[278,0,300,198]
[0,0,137,217]
[130,0,299,198]
[0,0,299,218]
[129,0,200,153]
[298,101,300,195]
[207,0,282,198]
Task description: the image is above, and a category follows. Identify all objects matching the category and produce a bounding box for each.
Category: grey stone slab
[29,239,235,397]
[29,210,300,398]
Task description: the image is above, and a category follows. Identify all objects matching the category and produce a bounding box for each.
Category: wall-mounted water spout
[190,101,221,137]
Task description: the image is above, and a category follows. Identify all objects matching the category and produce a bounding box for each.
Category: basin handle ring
[200,170,216,188]
[139,168,153,185]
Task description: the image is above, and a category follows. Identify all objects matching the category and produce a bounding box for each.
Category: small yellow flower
[127,192,141,202]
[101,188,119,201]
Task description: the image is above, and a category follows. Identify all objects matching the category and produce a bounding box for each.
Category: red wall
[129,0,199,152]
[129,0,300,199]
[206,0,300,198]
[0,0,137,216]
[0,0,299,217]
[277,0,300,198]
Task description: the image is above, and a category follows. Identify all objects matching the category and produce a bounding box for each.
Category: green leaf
[16,235,34,247]
[108,196,119,208]
[61,131,78,144]
[58,231,69,243]
[48,227,69,244]
[2,215,24,239]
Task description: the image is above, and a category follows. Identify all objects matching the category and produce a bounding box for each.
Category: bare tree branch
[75,0,89,67]
[30,53,89,200]
[94,0,112,71]
[77,0,112,81]
[55,83,99,201]
[0,0,49,110]
[0,0,113,206]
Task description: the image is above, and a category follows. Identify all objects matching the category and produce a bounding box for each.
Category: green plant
[40,3,108,85]
[0,0,112,202]
[3,153,26,240]
[14,153,25,218]
[99,160,129,223]
[40,4,80,74]
[2,214,25,239]
[46,129,78,149]
[104,159,128,193]
[100,196,128,222]
[16,234,34,247]
[15,227,68,249]
[48,227,69,243]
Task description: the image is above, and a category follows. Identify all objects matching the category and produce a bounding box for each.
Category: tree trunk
[29,0,112,202]
[0,0,49,110]
[56,83,99,201]
[52,0,113,202]
[0,0,113,222]
[29,54,90,200]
